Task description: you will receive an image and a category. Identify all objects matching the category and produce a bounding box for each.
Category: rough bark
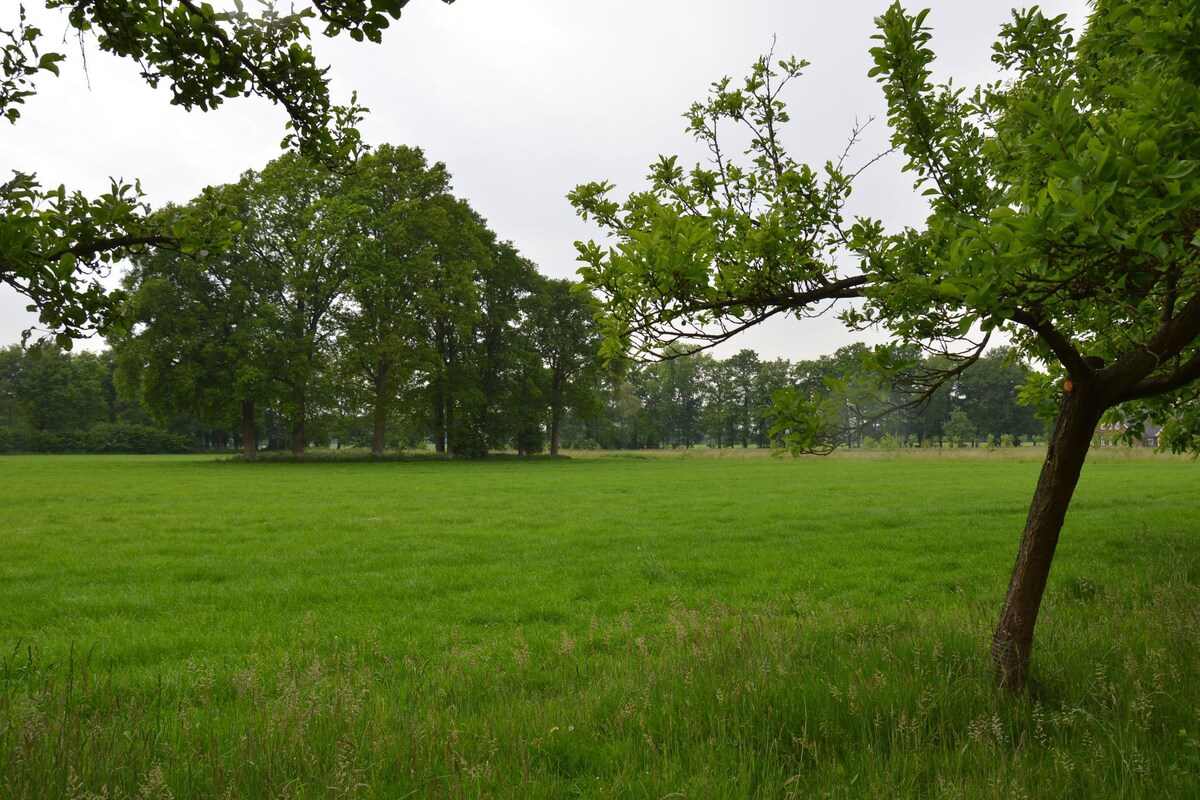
[372,367,389,457]
[240,400,256,462]
[991,391,1103,690]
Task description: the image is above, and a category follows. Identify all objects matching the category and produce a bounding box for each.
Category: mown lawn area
[1,450,1196,798]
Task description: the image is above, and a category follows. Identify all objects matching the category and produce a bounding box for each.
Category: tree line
[567,344,1044,451]
[1,333,1045,456]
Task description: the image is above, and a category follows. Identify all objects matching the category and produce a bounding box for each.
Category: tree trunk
[291,390,306,456]
[372,367,389,457]
[434,399,446,454]
[991,392,1102,690]
[291,418,305,456]
[550,404,562,456]
[241,401,256,462]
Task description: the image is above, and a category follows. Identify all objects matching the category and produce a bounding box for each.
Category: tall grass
[0,452,1195,798]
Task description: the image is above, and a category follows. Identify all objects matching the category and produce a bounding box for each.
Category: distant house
[1095,421,1162,447]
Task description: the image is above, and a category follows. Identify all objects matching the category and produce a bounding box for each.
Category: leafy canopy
[1,0,453,345]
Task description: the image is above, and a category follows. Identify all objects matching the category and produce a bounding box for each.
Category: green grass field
[1,450,1197,798]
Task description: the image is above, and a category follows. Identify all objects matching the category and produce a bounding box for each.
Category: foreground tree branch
[3,0,455,343]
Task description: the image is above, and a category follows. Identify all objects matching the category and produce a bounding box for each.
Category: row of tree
[1,335,1045,455]
[569,344,1043,451]
[113,146,603,459]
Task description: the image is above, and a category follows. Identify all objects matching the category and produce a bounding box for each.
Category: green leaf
[1135,139,1160,166]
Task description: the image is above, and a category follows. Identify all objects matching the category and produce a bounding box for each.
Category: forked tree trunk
[991,391,1103,690]
[240,401,256,462]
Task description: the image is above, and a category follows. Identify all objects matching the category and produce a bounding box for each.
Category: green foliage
[2,0,453,342]
[117,147,596,458]
[0,343,205,452]
[944,409,976,447]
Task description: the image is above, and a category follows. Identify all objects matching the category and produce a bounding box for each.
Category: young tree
[571,1,1200,689]
[943,409,976,449]
[3,1,453,343]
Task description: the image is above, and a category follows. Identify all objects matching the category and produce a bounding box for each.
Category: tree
[571,1,1200,690]
[116,195,278,461]
[2,0,453,343]
[955,348,1041,444]
[461,241,541,456]
[943,408,976,449]
[3,342,105,431]
[239,154,358,455]
[699,357,736,448]
[335,145,452,455]
[524,278,604,455]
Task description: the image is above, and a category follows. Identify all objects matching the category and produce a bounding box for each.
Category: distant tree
[117,196,277,461]
[571,1,1200,688]
[753,358,792,447]
[943,409,976,448]
[699,357,736,447]
[0,346,21,428]
[955,348,1041,443]
[725,349,761,448]
[336,145,453,455]
[3,343,104,431]
[525,278,604,455]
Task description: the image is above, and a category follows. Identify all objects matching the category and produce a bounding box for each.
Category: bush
[83,424,192,454]
[0,427,30,454]
[879,433,903,450]
[0,424,191,454]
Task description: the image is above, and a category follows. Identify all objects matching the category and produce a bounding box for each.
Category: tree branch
[1007,307,1090,378]
[1116,350,1200,403]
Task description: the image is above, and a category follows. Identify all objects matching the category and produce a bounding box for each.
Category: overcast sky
[3,0,1090,360]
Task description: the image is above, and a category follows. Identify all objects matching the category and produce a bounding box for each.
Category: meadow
[0,449,1196,798]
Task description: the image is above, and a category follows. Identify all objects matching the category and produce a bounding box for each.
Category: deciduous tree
[571,0,1200,689]
[524,278,604,455]
[336,145,452,455]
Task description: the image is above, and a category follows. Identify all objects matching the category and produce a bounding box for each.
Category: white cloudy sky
[3,0,1089,360]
